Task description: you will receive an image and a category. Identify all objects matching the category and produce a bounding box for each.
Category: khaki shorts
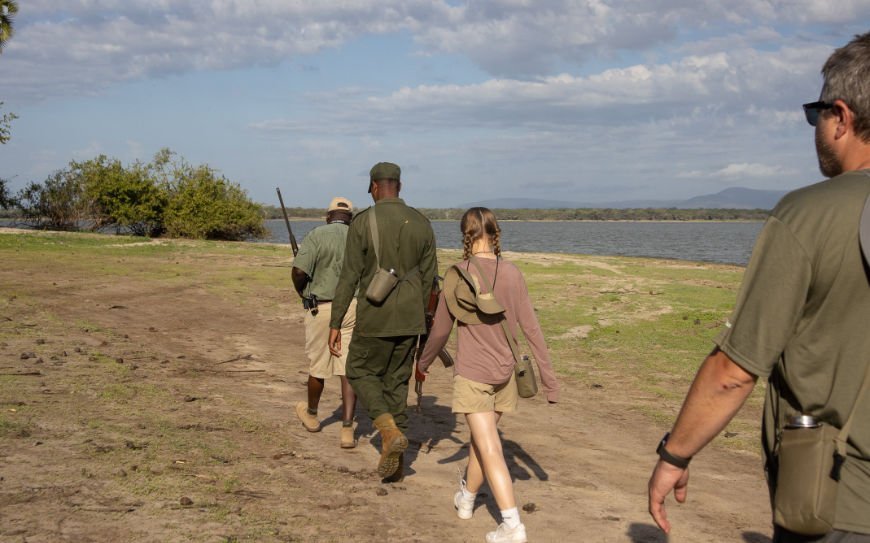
[452,372,517,414]
[304,299,356,379]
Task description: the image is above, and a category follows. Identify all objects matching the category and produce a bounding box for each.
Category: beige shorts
[304,299,356,379]
[452,372,517,414]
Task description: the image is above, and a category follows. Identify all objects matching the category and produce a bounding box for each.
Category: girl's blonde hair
[460,207,501,260]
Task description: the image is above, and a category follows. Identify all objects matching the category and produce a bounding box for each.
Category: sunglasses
[802,101,834,127]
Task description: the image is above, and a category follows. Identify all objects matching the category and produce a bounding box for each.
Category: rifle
[415,275,454,412]
[275,187,299,257]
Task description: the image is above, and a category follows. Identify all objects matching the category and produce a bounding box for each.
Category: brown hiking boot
[373,413,408,478]
[381,452,404,483]
[340,424,356,449]
[294,401,321,432]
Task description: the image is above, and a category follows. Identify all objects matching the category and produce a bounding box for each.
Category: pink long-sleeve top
[417,257,559,403]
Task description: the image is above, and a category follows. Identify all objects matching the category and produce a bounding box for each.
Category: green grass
[1,230,762,454]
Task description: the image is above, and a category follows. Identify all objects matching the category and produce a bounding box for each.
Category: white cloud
[248,41,828,135]
[4,0,865,103]
[2,1,858,206]
[679,163,800,179]
[715,163,799,178]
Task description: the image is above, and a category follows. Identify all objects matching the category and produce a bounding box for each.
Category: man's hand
[328,328,342,358]
[648,460,690,534]
[415,362,427,382]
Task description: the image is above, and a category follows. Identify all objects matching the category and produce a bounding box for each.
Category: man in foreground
[292,197,358,449]
[328,162,437,482]
[648,32,870,541]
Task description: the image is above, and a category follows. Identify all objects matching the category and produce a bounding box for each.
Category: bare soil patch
[0,231,773,542]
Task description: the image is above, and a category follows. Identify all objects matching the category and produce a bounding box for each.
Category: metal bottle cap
[785,415,820,428]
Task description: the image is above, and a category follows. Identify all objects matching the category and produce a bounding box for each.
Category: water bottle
[784,414,820,429]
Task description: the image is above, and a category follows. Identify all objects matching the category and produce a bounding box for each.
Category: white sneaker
[454,489,475,520]
[485,522,527,543]
[454,473,475,519]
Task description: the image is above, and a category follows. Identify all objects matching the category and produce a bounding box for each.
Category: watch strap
[657,432,691,469]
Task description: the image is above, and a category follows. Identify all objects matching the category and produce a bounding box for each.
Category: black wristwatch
[656,432,692,469]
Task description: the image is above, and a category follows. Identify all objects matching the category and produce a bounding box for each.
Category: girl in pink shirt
[417,207,559,543]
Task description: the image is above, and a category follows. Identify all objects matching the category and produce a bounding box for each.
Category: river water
[263,219,763,266]
[0,218,762,265]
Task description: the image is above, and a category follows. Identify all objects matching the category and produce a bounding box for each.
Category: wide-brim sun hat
[443,263,504,325]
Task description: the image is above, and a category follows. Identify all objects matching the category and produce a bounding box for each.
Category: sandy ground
[0,233,774,542]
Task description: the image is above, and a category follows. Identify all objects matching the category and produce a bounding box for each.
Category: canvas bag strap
[468,257,521,365]
[368,206,381,267]
[839,191,870,456]
[836,362,870,457]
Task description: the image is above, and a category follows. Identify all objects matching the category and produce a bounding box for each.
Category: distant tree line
[263,206,770,221]
[1,149,266,241]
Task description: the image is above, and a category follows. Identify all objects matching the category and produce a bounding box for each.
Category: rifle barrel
[276,187,299,256]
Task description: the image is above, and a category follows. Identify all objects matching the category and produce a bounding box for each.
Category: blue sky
[2,1,869,209]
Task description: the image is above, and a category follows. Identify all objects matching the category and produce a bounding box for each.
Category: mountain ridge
[460,187,787,210]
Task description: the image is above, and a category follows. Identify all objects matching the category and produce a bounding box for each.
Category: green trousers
[346,332,417,432]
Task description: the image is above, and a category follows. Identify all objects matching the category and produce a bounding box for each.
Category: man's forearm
[665,348,758,459]
[290,267,309,298]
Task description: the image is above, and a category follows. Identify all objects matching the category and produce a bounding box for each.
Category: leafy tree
[16,169,90,230]
[73,155,168,236]
[108,162,168,237]
[0,177,13,209]
[163,161,266,241]
[13,148,265,239]
[0,0,16,53]
[1,102,17,144]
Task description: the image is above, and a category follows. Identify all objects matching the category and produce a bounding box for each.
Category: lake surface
[0,218,762,265]
[264,219,763,266]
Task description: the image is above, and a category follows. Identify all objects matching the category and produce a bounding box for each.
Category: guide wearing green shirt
[328,162,437,483]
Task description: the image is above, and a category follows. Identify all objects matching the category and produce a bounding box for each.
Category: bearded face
[815,123,843,178]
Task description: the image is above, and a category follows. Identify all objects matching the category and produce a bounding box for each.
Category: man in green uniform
[292,197,358,449]
[328,162,437,482]
[648,32,870,542]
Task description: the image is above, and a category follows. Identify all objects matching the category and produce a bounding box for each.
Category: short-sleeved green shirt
[329,198,437,337]
[715,169,870,533]
[292,222,349,300]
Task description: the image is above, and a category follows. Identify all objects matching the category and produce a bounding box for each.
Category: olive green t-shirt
[329,198,437,337]
[715,169,870,533]
[292,222,349,300]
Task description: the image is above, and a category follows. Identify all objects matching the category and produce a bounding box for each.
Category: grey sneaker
[454,473,475,520]
[485,522,527,543]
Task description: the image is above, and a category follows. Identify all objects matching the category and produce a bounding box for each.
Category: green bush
[0,178,13,209]
[16,170,90,230]
[163,163,266,241]
[78,156,168,236]
[13,149,265,240]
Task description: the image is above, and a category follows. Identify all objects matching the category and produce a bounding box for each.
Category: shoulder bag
[773,364,869,534]
[773,191,870,534]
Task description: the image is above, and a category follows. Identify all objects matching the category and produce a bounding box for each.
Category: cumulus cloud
[5,0,440,101]
[679,163,800,179]
[5,0,865,103]
[3,0,858,205]
[248,39,828,136]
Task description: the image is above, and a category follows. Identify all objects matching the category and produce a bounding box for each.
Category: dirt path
[0,234,773,542]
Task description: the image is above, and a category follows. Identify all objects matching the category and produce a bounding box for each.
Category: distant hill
[678,187,786,209]
[461,187,787,210]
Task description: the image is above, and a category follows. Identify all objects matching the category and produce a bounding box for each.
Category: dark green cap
[370,162,401,182]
